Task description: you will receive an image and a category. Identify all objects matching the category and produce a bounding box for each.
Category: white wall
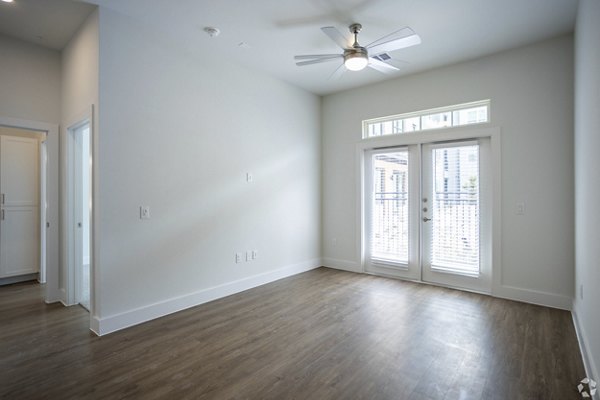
[574,0,600,384]
[0,35,60,301]
[60,9,99,306]
[95,8,321,333]
[0,35,61,122]
[322,35,574,308]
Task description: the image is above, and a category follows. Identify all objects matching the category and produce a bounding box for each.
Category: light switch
[516,202,525,215]
[246,172,253,183]
[140,206,150,219]
[235,253,243,263]
[252,250,258,260]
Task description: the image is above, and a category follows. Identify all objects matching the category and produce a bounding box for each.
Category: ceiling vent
[372,53,392,62]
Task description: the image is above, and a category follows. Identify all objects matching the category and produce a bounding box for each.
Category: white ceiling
[0,0,96,50]
[2,0,578,95]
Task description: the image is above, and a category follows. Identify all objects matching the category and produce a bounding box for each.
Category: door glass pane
[431,145,479,274]
[371,150,409,264]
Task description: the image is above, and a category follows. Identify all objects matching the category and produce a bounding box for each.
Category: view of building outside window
[431,145,480,274]
[371,151,409,264]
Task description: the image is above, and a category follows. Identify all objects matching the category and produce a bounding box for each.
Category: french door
[364,138,491,293]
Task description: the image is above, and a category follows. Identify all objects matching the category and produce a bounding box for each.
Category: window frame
[362,100,491,139]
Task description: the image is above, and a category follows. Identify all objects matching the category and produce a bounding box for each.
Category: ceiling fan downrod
[349,23,362,48]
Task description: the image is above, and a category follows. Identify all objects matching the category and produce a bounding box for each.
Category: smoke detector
[203,27,220,37]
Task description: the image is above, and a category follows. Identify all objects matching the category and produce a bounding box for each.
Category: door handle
[422,217,432,222]
[77,222,82,228]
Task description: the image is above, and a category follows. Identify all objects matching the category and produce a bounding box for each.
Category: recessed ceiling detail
[0,0,96,50]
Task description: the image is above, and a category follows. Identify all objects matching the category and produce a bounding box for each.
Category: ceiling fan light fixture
[344,50,368,71]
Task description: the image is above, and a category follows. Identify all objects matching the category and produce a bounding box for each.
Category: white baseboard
[55,287,69,307]
[44,285,63,304]
[94,259,321,336]
[321,257,363,273]
[572,304,599,393]
[492,284,572,310]
[322,259,571,310]
[90,315,100,336]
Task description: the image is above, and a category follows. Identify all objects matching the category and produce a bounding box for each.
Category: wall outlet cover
[140,206,150,219]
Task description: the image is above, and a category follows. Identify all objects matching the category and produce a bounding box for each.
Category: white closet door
[1,136,39,277]
[1,207,39,276]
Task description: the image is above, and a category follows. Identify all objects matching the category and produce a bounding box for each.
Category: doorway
[68,120,92,310]
[364,138,492,293]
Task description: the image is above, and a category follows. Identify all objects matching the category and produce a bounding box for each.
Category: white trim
[493,284,572,310]
[93,259,321,336]
[39,141,47,283]
[64,115,92,307]
[572,305,599,392]
[63,105,96,333]
[322,257,363,273]
[0,115,58,303]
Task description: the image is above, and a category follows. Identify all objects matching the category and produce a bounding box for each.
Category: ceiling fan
[294,23,421,78]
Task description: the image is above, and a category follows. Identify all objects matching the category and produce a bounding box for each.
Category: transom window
[363,100,490,139]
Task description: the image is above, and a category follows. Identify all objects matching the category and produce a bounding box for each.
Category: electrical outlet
[140,206,150,219]
[252,250,258,260]
[235,252,243,263]
[246,251,252,262]
[516,202,525,215]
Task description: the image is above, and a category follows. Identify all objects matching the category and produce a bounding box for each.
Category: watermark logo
[578,377,597,398]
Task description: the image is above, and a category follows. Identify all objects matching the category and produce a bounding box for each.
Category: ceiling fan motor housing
[344,47,369,71]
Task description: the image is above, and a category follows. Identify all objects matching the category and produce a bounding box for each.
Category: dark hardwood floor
[0,268,586,399]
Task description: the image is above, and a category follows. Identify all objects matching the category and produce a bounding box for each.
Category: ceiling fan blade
[329,63,346,80]
[296,57,342,66]
[366,27,416,48]
[294,54,341,60]
[367,27,421,55]
[321,26,350,49]
[368,58,400,74]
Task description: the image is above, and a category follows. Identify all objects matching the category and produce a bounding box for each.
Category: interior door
[0,136,40,277]
[421,139,491,292]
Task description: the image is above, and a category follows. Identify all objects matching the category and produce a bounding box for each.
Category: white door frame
[0,115,59,302]
[65,112,93,312]
[357,126,502,294]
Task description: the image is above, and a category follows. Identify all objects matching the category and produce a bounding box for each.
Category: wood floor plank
[0,268,586,399]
